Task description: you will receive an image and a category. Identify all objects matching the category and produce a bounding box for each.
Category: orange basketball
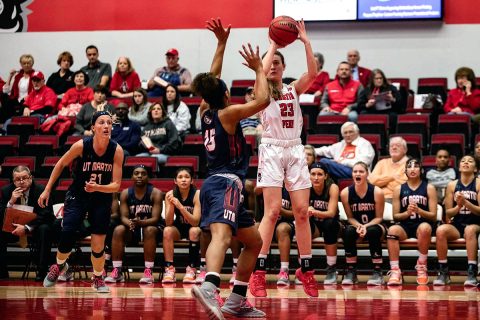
[269,16,298,47]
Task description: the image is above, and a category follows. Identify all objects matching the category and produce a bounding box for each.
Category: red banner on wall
[0,0,272,32]
[0,0,476,33]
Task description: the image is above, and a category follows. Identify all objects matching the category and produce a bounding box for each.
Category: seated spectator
[109,56,141,104]
[368,136,409,202]
[3,71,57,133]
[319,61,362,122]
[137,103,181,165]
[426,149,457,204]
[434,155,480,287]
[341,161,385,285]
[305,52,330,97]
[475,142,480,176]
[58,70,93,112]
[386,158,437,286]
[73,86,115,136]
[308,163,340,285]
[273,187,295,286]
[164,84,191,139]
[240,86,263,138]
[444,67,480,117]
[147,48,192,97]
[304,144,316,168]
[111,102,141,156]
[0,166,55,281]
[80,45,112,89]
[46,51,75,98]
[347,49,372,88]
[162,168,201,283]
[104,165,163,284]
[129,87,151,127]
[1,54,35,122]
[315,122,375,181]
[358,68,402,127]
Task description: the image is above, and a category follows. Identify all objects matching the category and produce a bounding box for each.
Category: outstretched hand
[206,17,231,43]
[239,43,262,72]
[296,19,309,43]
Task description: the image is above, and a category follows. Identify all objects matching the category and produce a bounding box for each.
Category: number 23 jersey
[261,84,303,141]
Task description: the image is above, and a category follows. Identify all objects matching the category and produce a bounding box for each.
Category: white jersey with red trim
[261,84,303,141]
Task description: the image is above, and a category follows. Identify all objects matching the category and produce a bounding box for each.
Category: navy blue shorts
[62,191,112,235]
[174,222,193,240]
[399,221,434,239]
[273,217,295,242]
[200,175,254,236]
[310,217,341,245]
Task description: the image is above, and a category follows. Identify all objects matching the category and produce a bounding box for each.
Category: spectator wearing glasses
[0,166,55,281]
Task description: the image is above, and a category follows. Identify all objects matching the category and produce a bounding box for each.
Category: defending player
[190,18,269,319]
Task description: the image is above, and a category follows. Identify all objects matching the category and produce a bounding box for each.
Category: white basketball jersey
[261,84,303,141]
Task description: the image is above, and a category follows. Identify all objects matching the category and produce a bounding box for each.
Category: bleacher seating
[0,156,36,178]
[390,133,423,159]
[430,133,465,159]
[315,115,348,136]
[437,114,471,149]
[417,77,448,102]
[230,79,255,96]
[0,135,19,162]
[396,114,430,149]
[162,155,199,178]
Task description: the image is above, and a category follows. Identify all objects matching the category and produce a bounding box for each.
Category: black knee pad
[58,231,76,254]
[322,219,340,245]
[91,249,105,258]
[386,234,400,241]
[366,225,383,238]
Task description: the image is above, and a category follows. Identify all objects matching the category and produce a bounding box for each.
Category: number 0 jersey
[261,84,303,141]
[69,136,117,197]
[201,109,249,179]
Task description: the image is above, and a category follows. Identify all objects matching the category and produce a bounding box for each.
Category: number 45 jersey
[70,136,117,197]
[201,109,249,179]
[261,84,303,141]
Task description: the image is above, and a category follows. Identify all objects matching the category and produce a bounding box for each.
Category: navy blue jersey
[399,180,430,225]
[348,183,376,224]
[173,186,197,225]
[278,187,294,223]
[310,183,337,221]
[201,109,248,179]
[281,187,291,211]
[127,184,154,220]
[452,179,480,226]
[70,136,117,197]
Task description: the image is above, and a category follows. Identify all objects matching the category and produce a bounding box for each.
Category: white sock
[418,253,428,264]
[113,261,122,268]
[390,261,400,269]
[327,256,337,266]
[280,262,289,270]
[145,261,154,269]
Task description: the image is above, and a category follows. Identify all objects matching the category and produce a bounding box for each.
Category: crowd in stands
[1,44,480,288]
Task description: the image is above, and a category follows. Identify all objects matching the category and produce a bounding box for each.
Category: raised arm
[292,20,317,95]
[219,44,270,133]
[37,140,84,207]
[207,18,231,78]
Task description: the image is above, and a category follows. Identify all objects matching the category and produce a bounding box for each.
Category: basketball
[269,16,298,47]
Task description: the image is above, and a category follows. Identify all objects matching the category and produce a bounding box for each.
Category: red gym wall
[26,0,478,32]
